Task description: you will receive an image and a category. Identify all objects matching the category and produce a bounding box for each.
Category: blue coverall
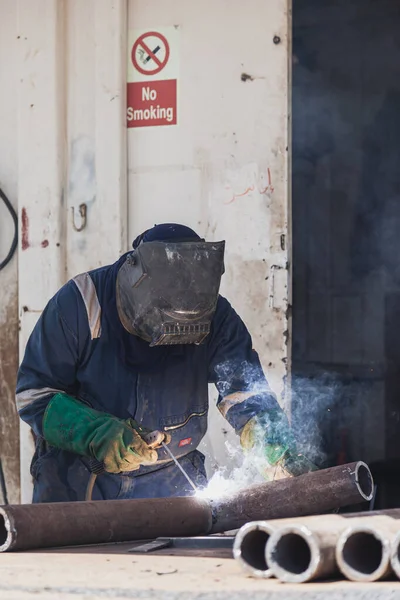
[16,253,279,502]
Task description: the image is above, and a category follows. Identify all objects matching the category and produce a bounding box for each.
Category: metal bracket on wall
[269,264,287,310]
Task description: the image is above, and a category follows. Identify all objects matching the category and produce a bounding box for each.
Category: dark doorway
[291,0,400,506]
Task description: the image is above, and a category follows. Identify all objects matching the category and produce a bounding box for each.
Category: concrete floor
[1,545,400,600]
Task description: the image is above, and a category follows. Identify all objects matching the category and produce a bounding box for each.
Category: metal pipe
[266,523,338,583]
[233,521,276,578]
[265,513,400,583]
[235,511,400,583]
[336,522,399,582]
[0,461,373,553]
[0,497,213,552]
[390,530,400,580]
[211,461,373,534]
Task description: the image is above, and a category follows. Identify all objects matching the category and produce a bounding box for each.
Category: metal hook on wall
[71,203,87,232]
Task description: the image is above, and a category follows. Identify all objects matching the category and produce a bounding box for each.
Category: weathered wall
[0,0,20,504]
[1,0,289,500]
[127,0,291,473]
[17,0,128,502]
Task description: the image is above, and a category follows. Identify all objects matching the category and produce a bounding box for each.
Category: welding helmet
[116,224,225,346]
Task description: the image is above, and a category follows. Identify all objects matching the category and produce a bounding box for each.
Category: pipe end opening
[340,530,384,579]
[0,511,10,551]
[269,528,317,582]
[238,528,271,573]
[0,515,7,547]
[355,462,374,501]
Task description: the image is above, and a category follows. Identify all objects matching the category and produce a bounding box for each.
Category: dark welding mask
[116,240,225,346]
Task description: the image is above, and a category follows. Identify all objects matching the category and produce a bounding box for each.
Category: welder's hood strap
[116,240,225,346]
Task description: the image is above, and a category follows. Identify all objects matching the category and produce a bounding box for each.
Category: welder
[16,223,314,503]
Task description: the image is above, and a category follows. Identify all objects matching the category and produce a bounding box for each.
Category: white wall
[127,0,291,473]
[16,0,128,502]
[0,0,290,500]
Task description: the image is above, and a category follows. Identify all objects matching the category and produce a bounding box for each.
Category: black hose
[0,459,8,505]
[0,186,18,271]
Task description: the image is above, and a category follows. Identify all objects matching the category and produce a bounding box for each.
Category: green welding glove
[43,393,158,473]
[240,409,318,478]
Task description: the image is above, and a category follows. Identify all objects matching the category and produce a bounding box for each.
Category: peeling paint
[0,296,20,504]
[21,207,29,250]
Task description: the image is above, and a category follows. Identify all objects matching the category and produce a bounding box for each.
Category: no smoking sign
[127,27,179,128]
[132,32,170,76]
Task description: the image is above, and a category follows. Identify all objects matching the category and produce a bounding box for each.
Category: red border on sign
[132,31,170,76]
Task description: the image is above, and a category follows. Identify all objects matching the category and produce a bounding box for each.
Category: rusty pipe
[233,521,276,578]
[211,461,373,534]
[0,496,212,552]
[0,461,373,553]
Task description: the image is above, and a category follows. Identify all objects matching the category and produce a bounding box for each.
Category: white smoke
[197,374,345,501]
[196,440,266,501]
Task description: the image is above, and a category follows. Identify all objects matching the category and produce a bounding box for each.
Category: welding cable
[85,473,97,502]
[0,186,18,271]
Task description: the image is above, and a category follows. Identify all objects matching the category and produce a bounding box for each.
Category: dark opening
[356,464,374,500]
[292,0,400,508]
[0,515,8,547]
[342,532,382,574]
[273,533,312,575]
[240,529,270,572]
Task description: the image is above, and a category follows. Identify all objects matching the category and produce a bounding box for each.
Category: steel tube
[0,497,213,552]
[233,521,276,578]
[390,530,400,580]
[211,461,373,534]
[266,523,338,583]
[236,511,400,583]
[265,512,400,583]
[336,522,399,582]
[0,461,373,553]
[233,510,398,582]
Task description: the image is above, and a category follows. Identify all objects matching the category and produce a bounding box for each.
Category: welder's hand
[240,409,296,464]
[43,393,158,473]
[126,419,172,447]
[240,410,317,478]
[93,419,159,473]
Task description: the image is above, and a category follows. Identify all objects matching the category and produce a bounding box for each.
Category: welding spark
[195,472,238,501]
